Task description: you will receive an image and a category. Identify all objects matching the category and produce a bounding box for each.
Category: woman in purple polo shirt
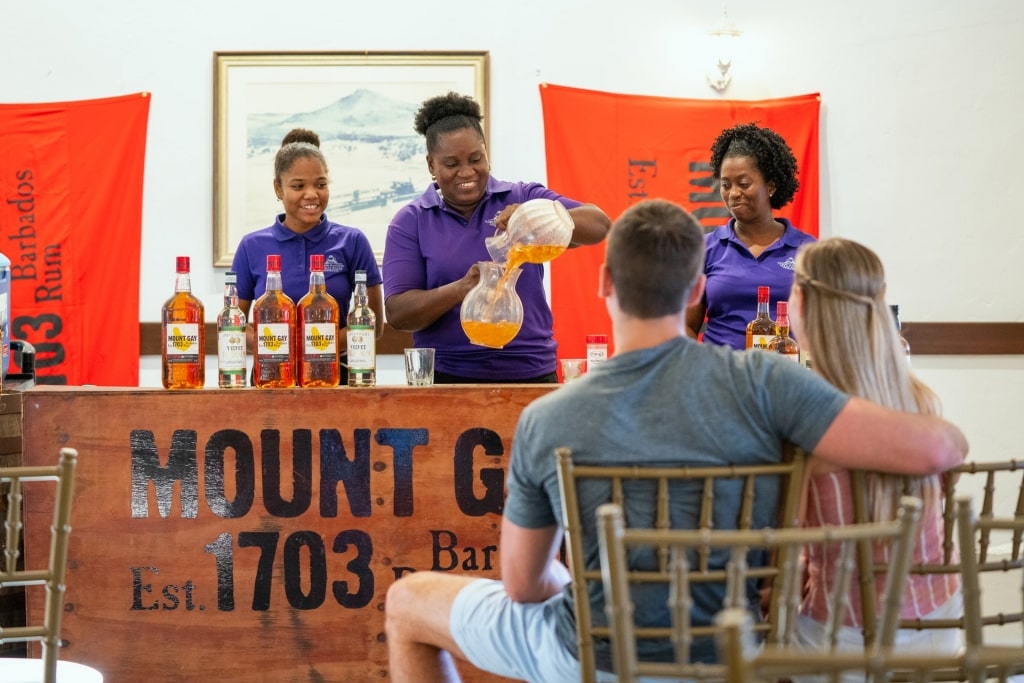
[382,92,610,383]
[685,123,816,350]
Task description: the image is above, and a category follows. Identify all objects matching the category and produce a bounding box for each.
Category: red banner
[0,92,151,386]
[540,84,820,360]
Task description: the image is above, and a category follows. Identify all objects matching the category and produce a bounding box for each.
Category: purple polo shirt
[701,218,816,350]
[231,214,382,321]
[383,177,581,380]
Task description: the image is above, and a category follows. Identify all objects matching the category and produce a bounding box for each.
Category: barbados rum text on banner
[539,84,820,359]
[0,92,151,386]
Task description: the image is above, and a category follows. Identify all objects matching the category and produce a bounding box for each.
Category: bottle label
[256,323,291,359]
[347,326,376,370]
[218,327,247,372]
[165,322,201,361]
[303,324,338,359]
[586,346,608,368]
[750,334,773,350]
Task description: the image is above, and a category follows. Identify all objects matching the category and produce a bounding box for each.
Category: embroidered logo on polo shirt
[323,255,346,273]
[778,257,796,271]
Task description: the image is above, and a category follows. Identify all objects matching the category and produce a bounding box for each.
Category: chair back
[0,448,96,683]
[598,496,922,682]
[716,605,1024,683]
[952,494,1024,681]
[555,445,807,682]
[851,460,1024,653]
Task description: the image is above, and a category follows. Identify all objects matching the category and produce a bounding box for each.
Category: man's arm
[499,517,570,603]
[813,396,968,474]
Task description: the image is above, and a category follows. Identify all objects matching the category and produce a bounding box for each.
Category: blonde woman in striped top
[787,238,962,678]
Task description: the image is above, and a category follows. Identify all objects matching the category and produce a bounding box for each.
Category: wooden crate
[0,389,25,655]
[21,385,554,682]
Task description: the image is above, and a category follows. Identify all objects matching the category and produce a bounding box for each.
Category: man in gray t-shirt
[506,333,846,667]
[384,199,968,683]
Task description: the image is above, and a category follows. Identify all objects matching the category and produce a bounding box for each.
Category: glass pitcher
[460,261,524,349]
[485,198,574,268]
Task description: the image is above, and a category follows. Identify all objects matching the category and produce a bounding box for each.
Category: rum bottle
[161,256,205,389]
[298,254,340,388]
[890,304,911,357]
[252,254,296,388]
[217,271,247,388]
[745,286,774,350]
[347,270,376,387]
[766,300,800,362]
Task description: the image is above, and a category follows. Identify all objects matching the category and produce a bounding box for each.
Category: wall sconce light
[707,3,743,93]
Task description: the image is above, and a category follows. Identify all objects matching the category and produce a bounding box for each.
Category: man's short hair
[605,199,705,318]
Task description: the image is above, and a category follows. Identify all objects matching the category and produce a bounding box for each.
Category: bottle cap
[776,301,788,317]
[176,256,190,273]
[267,254,281,271]
[309,254,324,271]
[225,271,237,285]
[355,269,367,283]
[757,285,769,300]
[586,334,608,345]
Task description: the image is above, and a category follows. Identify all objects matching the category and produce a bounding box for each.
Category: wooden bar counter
[19,384,556,682]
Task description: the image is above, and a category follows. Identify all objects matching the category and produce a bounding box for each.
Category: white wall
[3,0,1022,458]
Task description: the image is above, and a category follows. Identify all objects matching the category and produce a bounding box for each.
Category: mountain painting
[214,52,488,266]
[244,87,434,260]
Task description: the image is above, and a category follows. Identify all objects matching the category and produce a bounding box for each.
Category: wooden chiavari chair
[0,448,103,683]
[716,605,1023,683]
[555,445,807,682]
[597,496,922,682]
[850,461,1024,681]
[716,493,1024,683]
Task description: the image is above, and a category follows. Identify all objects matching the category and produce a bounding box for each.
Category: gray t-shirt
[504,336,849,668]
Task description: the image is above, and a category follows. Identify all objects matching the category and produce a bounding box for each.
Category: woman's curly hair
[414,91,485,152]
[710,123,799,209]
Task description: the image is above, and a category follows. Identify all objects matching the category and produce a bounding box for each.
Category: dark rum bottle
[745,286,774,350]
[767,301,800,362]
[161,256,205,389]
[890,304,911,357]
[252,255,296,388]
[297,254,340,388]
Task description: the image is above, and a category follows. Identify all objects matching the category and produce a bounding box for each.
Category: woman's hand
[384,264,481,332]
[460,262,482,290]
[490,203,521,233]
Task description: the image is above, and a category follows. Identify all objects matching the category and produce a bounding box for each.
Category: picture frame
[213,51,489,267]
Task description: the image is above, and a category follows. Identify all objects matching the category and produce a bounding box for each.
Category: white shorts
[791,591,965,683]
[449,578,618,683]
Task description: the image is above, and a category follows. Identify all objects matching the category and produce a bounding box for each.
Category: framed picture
[213,51,489,267]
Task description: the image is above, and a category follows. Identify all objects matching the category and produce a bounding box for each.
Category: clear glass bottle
[298,254,340,388]
[766,301,800,362]
[161,256,205,389]
[586,334,609,371]
[347,270,376,387]
[217,271,247,388]
[252,254,296,388]
[745,286,774,350]
[890,304,911,357]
